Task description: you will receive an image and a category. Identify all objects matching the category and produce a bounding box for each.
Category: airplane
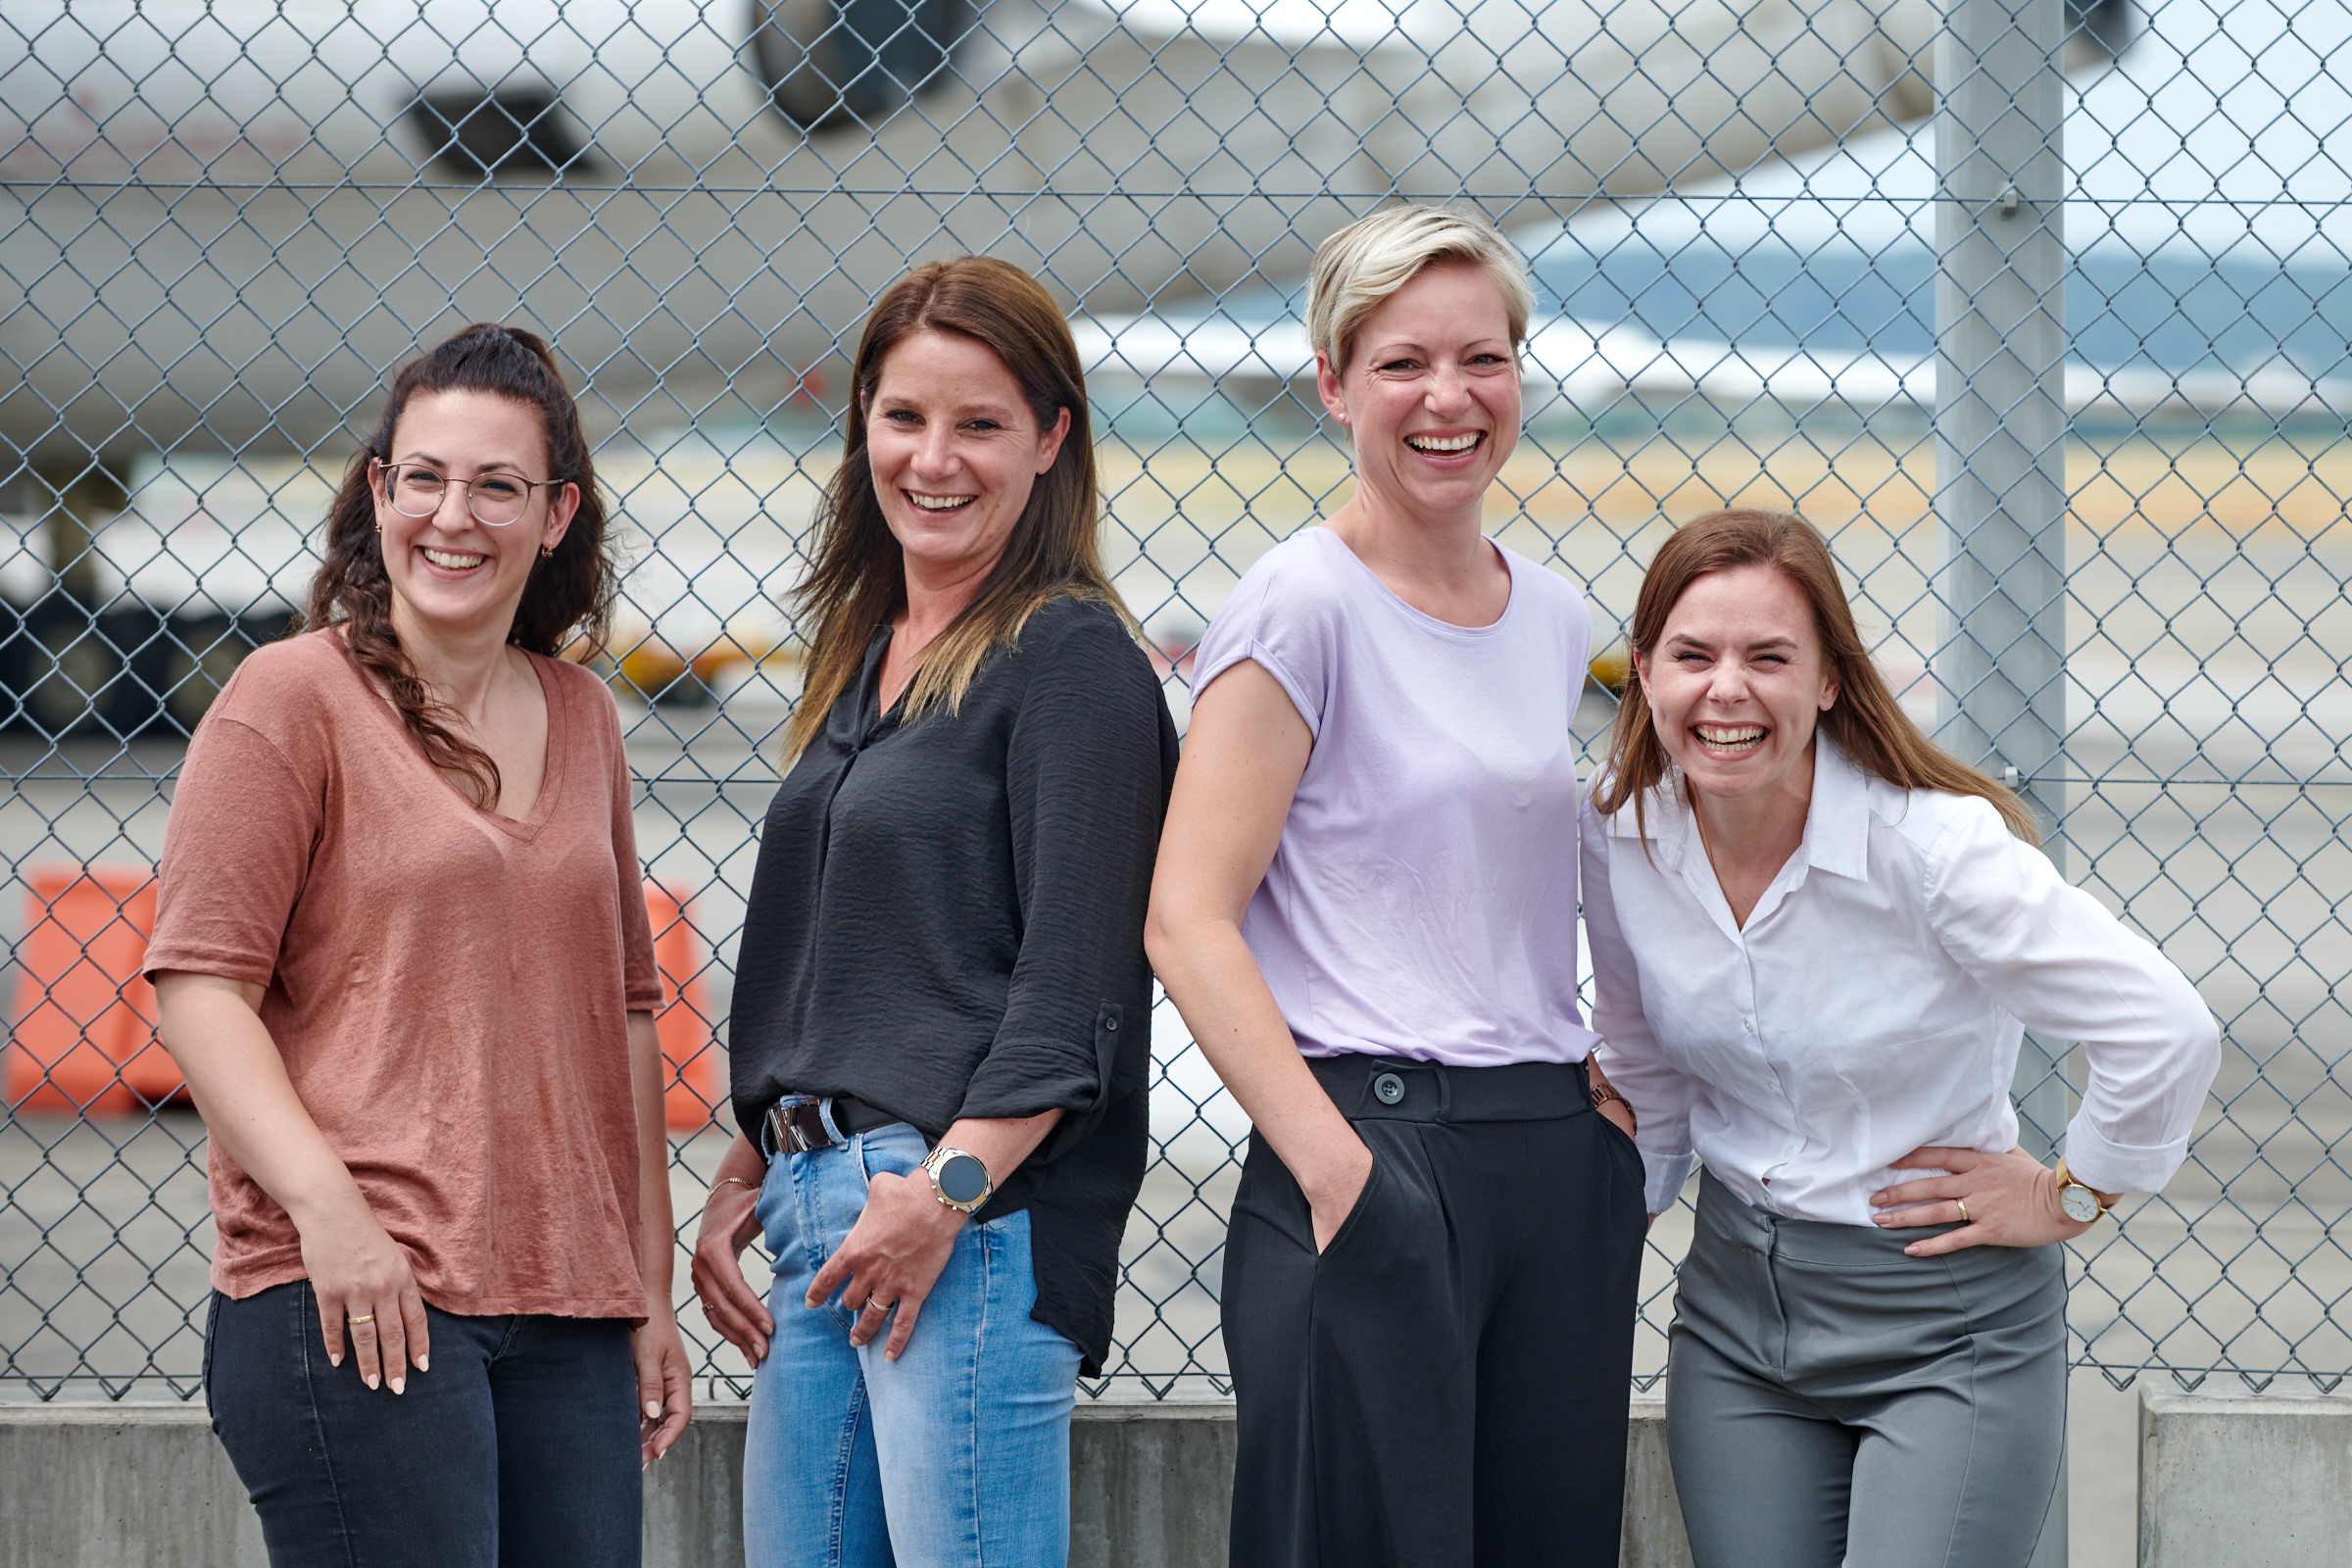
[0,0,1962,470]
[5,0,2142,735]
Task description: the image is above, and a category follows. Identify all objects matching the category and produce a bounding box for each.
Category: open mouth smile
[906,491,977,513]
[1694,723,1766,754]
[1404,432,1483,455]
[420,546,486,570]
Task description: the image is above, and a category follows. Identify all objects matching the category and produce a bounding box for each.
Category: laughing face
[1637,563,1841,808]
[1316,260,1521,526]
[372,389,576,650]
[863,328,1070,594]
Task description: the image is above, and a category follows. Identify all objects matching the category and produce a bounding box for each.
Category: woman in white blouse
[1582,509,2219,1568]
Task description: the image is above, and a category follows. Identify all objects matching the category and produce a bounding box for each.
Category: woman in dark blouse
[691,257,1177,1568]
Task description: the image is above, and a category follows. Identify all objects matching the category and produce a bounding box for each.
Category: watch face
[936,1152,991,1206]
[2060,1184,2102,1223]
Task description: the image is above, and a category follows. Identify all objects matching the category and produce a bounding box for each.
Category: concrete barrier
[2138,1384,2352,1568]
[0,1396,1694,1567]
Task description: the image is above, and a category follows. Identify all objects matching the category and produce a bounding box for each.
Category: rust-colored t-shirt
[145,629,663,1318]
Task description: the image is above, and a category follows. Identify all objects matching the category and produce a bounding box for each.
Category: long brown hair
[1594,509,2038,845]
[784,257,1129,763]
[305,322,617,807]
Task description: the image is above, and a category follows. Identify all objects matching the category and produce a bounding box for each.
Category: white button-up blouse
[1580,731,2221,1225]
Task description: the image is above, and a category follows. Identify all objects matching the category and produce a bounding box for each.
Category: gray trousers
[1666,1171,2068,1568]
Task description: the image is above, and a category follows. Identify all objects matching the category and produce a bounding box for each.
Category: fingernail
[645,1400,662,1419]
[363,1372,379,1390]
[390,1377,405,1396]
[416,1355,429,1372]
[328,1352,342,1368]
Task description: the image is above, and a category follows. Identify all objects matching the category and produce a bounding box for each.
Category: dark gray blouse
[727,595,1179,1374]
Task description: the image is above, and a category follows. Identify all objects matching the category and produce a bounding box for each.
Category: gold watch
[2053,1156,2118,1225]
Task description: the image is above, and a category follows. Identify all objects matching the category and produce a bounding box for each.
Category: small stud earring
[538,543,555,560]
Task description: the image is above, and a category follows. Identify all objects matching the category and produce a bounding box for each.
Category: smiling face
[1316,260,1522,525]
[864,328,1070,593]
[373,388,575,649]
[1637,562,1842,808]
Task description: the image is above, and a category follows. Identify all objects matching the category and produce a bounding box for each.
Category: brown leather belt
[767,1094,898,1154]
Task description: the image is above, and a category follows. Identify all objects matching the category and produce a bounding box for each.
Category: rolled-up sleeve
[1925,802,2222,1196]
[1580,786,1699,1214]
[955,614,1173,1154]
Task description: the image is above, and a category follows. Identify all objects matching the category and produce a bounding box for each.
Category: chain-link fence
[2,0,2346,1416]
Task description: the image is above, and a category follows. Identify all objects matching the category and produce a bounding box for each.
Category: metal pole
[1936,0,2069,1559]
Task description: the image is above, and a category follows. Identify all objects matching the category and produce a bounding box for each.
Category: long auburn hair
[784,257,1130,763]
[1594,509,2038,846]
[304,321,617,807]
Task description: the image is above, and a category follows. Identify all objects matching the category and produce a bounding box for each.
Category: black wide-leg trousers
[1221,1054,1648,1568]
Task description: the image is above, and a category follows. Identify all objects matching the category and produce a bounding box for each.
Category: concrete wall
[14,1380,2347,1565]
[2138,1385,2352,1568]
[0,1396,1692,1568]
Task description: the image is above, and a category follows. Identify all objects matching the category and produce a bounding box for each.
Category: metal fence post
[1936,0,2069,1559]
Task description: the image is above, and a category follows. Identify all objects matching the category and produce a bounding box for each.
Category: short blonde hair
[1305,204,1536,372]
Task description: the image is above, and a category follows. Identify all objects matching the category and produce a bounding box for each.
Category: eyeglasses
[372,460,562,527]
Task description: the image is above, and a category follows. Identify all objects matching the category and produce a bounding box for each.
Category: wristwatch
[2053,1156,2118,1224]
[920,1147,995,1214]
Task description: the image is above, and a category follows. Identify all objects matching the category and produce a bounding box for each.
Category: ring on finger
[1955,1200,1970,1223]
[347,1311,375,1325]
[863,1296,893,1313]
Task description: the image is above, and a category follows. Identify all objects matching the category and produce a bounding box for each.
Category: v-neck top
[727,596,1179,1375]
[1581,729,2220,1224]
[147,628,664,1317]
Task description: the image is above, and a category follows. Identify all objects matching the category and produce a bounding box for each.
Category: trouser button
[1372,1072,1405,1105]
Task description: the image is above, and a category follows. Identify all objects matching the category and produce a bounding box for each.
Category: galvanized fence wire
[1,0,2347,1404]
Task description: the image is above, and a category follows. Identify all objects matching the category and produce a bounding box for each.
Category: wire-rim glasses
[372,459,563,527]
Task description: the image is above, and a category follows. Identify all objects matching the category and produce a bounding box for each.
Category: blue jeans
[743,1117,1083,1568]
[205,1279,640,1568]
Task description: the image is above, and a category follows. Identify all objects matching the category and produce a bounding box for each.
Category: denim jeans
[205,1278,641,1568]
[743,1117,1083,1568]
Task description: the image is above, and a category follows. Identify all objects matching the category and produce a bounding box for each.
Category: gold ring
[864,1297,891,1313]
[1955,1200,1970,1223]
[347,1312,375,1325]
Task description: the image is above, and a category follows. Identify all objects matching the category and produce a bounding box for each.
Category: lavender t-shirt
[1192,525,1599,1066]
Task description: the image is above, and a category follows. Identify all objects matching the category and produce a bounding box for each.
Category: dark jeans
[1222,1054,1648,1568]
[205,1280,641,1568]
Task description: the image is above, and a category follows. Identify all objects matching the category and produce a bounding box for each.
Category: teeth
[1696,725,1765,748]
[907,493,975,511]
[1406,433,1480,453]
[421,547,484,568]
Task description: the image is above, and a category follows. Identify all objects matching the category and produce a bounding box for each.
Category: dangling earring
[538,542,554,560]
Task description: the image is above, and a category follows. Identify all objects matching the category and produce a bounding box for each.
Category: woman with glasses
[690,257,1177,1567]
[147,321,690,1568]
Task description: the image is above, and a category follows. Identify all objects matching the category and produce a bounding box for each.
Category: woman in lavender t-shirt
[1148,206,1646,1568]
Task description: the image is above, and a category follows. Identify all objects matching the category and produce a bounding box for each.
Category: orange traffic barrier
[646,882,724,1132]
[5,866,718,1128]
[5,865,178,1116]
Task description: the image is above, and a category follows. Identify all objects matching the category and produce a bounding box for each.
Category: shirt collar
[1800,727,1873,884]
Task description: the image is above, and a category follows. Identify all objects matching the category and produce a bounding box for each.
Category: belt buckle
[768,1099,831,1155]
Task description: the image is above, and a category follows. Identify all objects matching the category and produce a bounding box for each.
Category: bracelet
[712,1175,759,1195]
[1591,1082,1638,1139]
